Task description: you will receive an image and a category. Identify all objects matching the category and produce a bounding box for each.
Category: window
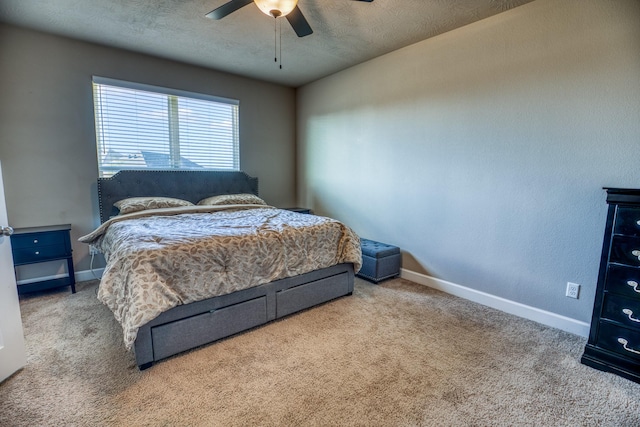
[92,76,239,177]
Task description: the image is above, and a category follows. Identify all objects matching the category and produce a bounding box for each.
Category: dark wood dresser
[581,188,640,383]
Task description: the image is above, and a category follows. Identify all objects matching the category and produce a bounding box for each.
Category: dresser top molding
[604,188,640,204]
[13,224,72,235]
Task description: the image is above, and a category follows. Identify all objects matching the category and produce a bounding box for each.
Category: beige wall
[0,24,296,272]
[297,0,640,322]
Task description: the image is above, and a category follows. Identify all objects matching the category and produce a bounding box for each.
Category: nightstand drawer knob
[633,250,640,260]
[34,251,40,255]
[617,338,640,355]
[622,308,640,323]
[629,281,640,293]
[33,239,38,243]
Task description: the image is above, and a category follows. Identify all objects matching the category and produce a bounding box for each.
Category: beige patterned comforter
[79,205,362,349]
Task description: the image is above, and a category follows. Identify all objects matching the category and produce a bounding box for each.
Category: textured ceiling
[0,0,535,87]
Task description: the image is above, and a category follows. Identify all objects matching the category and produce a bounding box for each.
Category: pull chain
[273,16,283,69]
[279,17,283,69]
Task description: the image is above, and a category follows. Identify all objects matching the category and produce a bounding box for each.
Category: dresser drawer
[602,294,640,330]
[605,264,640,299]
[11,230,69,249]
[614,207,640,237]
[12,244,70,264]
[597,322,640,362]
[610,236,640,267]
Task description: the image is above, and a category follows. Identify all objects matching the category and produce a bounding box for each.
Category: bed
[80,170,361,370]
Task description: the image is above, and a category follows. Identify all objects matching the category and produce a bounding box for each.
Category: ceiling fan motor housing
[254,0,298,17]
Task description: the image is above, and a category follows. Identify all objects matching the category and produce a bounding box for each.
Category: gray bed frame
[97,170,355,370]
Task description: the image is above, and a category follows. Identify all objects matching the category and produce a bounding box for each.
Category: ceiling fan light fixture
[254,0,298,18]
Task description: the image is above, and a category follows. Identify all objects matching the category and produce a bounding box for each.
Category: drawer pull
[633,250,640,260]
[628,281,640,293]
[617,338,640,355]
[622,308,640,323]
[34,239,38,244]
[35,251,40,255]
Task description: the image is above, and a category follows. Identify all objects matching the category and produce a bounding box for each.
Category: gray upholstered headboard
[97,170,259,223]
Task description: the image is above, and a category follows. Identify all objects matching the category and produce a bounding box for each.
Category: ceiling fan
[205,0,374,38]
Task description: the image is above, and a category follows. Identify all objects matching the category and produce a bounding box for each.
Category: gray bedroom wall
[297,0,640,324]
[0,24,296,272]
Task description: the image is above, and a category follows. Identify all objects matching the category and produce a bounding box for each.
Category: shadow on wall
[400,251,430,276]
[310,194,433,278]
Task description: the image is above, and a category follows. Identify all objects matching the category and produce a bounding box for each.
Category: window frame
[92,76,240,177]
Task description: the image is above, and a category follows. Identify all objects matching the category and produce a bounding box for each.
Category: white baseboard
[400,268,590,338]
[76,268,104,282]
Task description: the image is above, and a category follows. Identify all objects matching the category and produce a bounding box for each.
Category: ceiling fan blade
[205,0,254,20]
[286,6,313,38]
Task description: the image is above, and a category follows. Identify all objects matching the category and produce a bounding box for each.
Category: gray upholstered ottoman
[357,238,401,283]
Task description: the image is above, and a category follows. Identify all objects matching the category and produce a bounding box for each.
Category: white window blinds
[92,77,239,177]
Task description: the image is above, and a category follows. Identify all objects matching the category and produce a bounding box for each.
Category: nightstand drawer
[610,236,640,267]
[11,230,69,249]
[12,244,70,264]
[602,294,640,330]
[597,322,640,362]
[605,264,640,299]
[614,207,640,237]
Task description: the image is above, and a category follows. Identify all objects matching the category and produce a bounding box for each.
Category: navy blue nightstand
[284,207,312,214]
[11,224,76,294]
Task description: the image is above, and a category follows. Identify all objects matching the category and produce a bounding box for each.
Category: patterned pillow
[114,197,194,215]
[197,193,266,206]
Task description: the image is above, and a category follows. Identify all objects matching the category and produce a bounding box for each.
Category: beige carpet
[1,278,639,426]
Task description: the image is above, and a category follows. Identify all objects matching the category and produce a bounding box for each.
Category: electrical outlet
[566,282,580,299]
[89,246,100,256]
